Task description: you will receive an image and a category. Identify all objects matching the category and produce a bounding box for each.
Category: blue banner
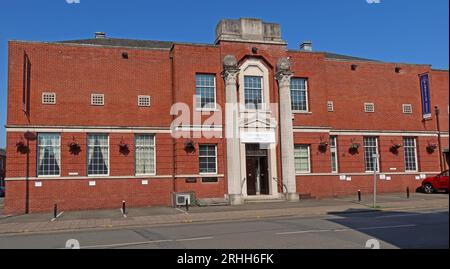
[419,74,432,120]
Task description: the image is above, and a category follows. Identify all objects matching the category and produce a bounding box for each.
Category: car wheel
[423,183,434,194]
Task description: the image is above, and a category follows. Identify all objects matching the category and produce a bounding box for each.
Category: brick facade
[0,149,5,188]
[5,19,449,215]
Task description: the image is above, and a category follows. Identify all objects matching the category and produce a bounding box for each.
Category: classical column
[222,55,243,205]
[275,58,298,201]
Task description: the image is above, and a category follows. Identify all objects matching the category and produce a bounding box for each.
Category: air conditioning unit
[173,193,191,207]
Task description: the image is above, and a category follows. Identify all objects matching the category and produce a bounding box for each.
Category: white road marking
[64,236,214,249]
[79,239,173,249]
[276,224,417,235]
[175,208,189,215]
[50,211,64,222]
[277,229,332,235]
[175,236,214,242]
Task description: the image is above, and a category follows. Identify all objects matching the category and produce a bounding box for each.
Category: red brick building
[5,18,449,214]
[0,148,5,188]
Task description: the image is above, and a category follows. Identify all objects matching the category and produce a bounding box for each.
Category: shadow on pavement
[326,209,449,249]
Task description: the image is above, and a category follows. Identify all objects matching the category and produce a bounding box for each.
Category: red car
[422,170,449,194]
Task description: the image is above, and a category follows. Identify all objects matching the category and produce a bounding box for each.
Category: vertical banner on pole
[419,73,432,120]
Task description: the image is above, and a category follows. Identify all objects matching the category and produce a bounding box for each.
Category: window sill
[293,111,312,114]
[195,108,220,112]
[136,173,157,177]
[87,174,109,177]
[199,173,218,176]
[296,172,311,175]
[37,175,61,178]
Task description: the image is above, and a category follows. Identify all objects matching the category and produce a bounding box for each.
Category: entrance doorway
[245,144,270,196]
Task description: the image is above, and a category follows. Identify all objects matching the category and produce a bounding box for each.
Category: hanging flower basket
[68,140,81,155]
[390,143,402,154]
[318,141,328,153]
[349,143,360,154]
[16,141,29,154]
[184,140,196,153]
[119,139,130,155]
[426,143,438,154]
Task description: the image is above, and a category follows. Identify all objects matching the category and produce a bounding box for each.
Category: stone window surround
[238,58,271,111]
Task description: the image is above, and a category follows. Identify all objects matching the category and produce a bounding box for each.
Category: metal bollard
[358,190,362,202]
[407,187,410,199]
[122,200,126,215]
[185,199,189,212]
[54,204,57,219]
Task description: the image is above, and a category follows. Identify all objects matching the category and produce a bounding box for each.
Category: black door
[259,156,269,195]
[246,156,258,196]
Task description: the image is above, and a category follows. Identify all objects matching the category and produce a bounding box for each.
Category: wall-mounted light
[395,67,402,73]
[122,52,129,59]
[351,64,358,71]
[252,47,258,54]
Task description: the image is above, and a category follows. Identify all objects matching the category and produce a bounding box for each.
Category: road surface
[0,208,447,249]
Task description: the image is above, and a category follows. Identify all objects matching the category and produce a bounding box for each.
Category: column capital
[222,55,240,84]
[275,70,294,82]
[222,68,240,83]
[275,57,293,85]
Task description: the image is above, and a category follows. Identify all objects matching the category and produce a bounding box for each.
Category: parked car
[422,170,449,194]
[0,186,5,197]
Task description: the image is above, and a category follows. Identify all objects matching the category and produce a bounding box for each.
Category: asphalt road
[0,208,447,249]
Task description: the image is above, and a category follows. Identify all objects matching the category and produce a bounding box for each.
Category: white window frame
[364,103,375,113]
[291,78,309,113]
[404,137,418,172]
[195,74,217,111]
[330,136,339,173]
[87,134,110,177]
[327,101,334,112]
[364,137,380,173]
[199,144,218,175]
[138,95,151,107]
[42,92,56,105]
[243,75,264,111]
[402,104,413,114]
[295,145,311,174]
[135,134,156,176]
[37,133,61,177]
[91,94,105,106]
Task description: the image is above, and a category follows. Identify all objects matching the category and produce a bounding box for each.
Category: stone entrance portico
[219,19,298,205]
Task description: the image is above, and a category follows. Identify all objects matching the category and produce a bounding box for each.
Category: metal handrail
[240,177,247,193]
[272,177,288,194]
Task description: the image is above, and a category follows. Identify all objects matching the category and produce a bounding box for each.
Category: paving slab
[0,193,447,235]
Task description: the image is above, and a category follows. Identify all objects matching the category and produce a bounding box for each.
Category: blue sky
[0,0,448,148]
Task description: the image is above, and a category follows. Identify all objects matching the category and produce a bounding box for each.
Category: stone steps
[196,198,230,207]
[245,198,287,204]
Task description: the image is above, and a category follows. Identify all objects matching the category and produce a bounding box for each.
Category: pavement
[0,207,447,249]
[0,192,448,236]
